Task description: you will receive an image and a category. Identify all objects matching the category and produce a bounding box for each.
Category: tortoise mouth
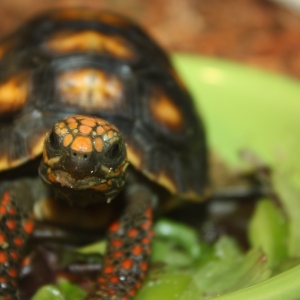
[43,168,112,190]
[39,161,128,204]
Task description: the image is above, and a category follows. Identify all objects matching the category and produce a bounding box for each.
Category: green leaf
[172,54,300,259]
[273,177,300,257]
[75,240,107,255]
[209,264,300,300]
[153,219,202,263]
[193,239,271,297]
[135,273,203,300]
[249,198,289,266]
[31,285,65,300]
[58,279,87,300]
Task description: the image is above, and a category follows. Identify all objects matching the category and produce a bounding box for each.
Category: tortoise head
[39,115,128,206]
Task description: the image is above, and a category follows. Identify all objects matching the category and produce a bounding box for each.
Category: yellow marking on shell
[58,69,123,111]
[0,72,29,114]
[96,126,105,135]
[0,129,46,171]
[126,145,142,169]
[79,125,92,135]
[94,137,103,153]
[71,136,93,152]
[181,186,211,202]
[147,171,177,195]
[80,118,96,127]
[68,122,78,129]
[150,92,183,131]
[47,156,62,168]
[30,133,46,160]
[46,29,134,59]
[0,156,27,172]
[63,134,73,147]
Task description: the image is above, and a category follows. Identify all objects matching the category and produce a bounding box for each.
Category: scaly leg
[87,184,154,300]
[0,181,36,300]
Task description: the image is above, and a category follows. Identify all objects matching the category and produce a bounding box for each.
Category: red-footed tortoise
[0,9,208,300]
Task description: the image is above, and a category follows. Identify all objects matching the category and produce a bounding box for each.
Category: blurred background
[0,0,300,78]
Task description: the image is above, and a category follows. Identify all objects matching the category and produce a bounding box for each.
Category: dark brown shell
[0,9,208,201]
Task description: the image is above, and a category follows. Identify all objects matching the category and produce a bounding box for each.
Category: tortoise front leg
[0,181,36,300]
[87,184,154,300]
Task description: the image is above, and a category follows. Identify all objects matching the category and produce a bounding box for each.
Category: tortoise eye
[105,143,121,160]
[49,131,60,150]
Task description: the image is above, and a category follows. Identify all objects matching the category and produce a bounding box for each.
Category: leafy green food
[248,198,289,266]
[31,285,65,300]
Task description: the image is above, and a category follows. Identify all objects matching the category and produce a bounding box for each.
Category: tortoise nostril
[71,151,90,160]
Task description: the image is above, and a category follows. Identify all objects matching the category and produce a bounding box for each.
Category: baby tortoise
[0,8,208,300]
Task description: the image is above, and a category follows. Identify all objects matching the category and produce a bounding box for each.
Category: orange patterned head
[39,115,128,205]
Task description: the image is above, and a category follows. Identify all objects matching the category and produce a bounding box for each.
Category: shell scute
[0,8,208,200]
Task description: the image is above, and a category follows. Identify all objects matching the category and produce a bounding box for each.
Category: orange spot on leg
[127,228,138,238]
[142,237,151,245]
[1,191,10,205]
[0,206,7,214]
[98,277,106,283]
[9,208,16,215]
[109,221,120,232]
[6,219,16,230]
[132,245,143,256]
[121,259,133,270]
[10,251,18,260]
[104,265,114,274]
[113,251,123,258]
[110,276,119,284]
[140,262,148,271]
[23,220,34,234]
[8,268,17,278]
[13,237,23,247]
[0,251,7,263]
[0,234,6,243]
[111,239,123,247]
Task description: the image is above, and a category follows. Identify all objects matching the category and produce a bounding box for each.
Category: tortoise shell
[0,8,208,201]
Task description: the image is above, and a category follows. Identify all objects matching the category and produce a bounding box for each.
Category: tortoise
[0,8,208,300]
